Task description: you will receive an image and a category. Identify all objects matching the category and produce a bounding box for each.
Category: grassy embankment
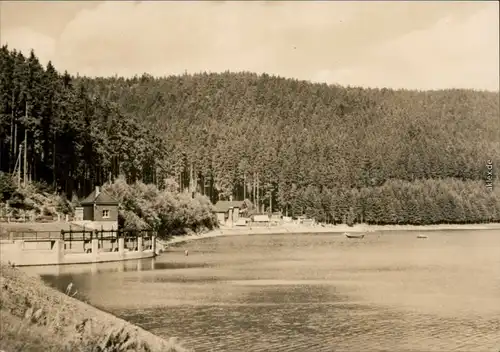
[0,175,72,223]
[0,263,191,352]
[0,177,215,351]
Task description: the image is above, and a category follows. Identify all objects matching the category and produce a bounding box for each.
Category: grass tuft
[0,262,192,352]
[65,282,78,297]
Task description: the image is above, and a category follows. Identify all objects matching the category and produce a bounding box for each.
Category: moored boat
[344,233,365,239]
[417,234,428,239]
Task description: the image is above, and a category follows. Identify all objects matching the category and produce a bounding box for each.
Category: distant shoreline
[162,222,500,247]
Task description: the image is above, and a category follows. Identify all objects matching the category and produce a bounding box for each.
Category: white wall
[71,220,118,231]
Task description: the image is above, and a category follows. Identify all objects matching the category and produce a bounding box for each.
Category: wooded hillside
[1,46,499,225]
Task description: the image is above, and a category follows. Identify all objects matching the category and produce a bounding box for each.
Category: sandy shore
[162,222,500,247]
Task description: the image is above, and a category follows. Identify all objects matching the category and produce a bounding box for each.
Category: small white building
[252,214,270,226]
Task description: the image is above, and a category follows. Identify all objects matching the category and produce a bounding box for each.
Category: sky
[1,1,499,91]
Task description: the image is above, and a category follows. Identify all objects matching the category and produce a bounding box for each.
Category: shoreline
[162,222,500,247]
[0,263,190,352]
[3,222,498,351]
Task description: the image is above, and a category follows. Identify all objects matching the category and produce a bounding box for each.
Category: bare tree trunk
[52,131,56,189]
[256,173,260,213]
[23,102,28,187]
[253,173,256,205]
[14,124,17,169]
[270,189,273,214]
[189,162,194,196]
[31,141,36,181]
[243,173,246,199]
[17,144,22,187]
[9,94,14,173]
[23,128,27,187]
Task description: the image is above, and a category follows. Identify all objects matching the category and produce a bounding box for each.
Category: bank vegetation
[0,263,190,351]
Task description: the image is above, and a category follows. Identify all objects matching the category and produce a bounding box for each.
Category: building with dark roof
[74,186,119,230]
[213,200,246,226]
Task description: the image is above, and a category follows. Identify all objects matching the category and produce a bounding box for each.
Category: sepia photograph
[0,1,499,351]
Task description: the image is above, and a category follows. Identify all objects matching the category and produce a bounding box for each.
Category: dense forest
[1,46,499,226]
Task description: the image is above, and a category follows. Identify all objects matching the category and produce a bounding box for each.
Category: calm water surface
[31,230,500,352]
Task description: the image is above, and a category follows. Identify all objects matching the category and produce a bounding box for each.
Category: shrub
[8,191,26,209]
[103,178,217,238]
[56,194,73,215]
[32,180,55,195]
[0,171,16,202]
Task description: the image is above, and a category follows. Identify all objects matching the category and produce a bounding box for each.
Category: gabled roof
[81,190,119,205]
[213,200,245,213]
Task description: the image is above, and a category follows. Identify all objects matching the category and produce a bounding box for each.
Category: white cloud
[53,1,357,77]
[1,1,498,91]
[315,5,499,91]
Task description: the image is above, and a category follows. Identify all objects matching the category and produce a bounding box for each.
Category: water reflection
[33,231,500,352]
[91,262,98,275]
[27,257,208,278]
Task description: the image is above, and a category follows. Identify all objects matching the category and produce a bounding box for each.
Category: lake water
[32,230,500,352]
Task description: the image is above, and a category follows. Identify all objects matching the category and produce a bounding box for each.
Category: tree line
[1,46,499,225]
[0,46,163,198]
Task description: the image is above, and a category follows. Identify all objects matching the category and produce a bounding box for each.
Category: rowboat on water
[417,234,428,239]
[344,233,365,239]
